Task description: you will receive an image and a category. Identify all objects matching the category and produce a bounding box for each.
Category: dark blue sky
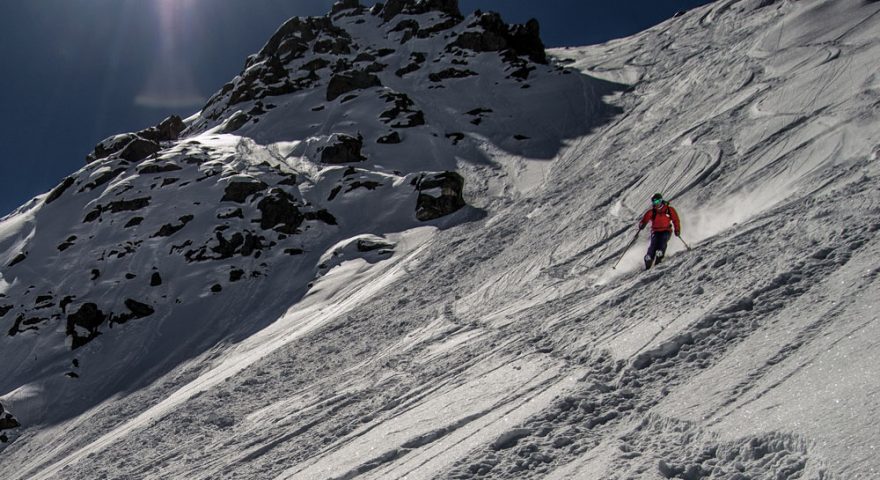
[0,0,712,216]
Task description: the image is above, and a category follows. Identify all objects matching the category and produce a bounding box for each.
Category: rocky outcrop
[321,134,367,164]
[66,303,107,349]
[86,115,184,164]
[379,0,462,22]
[331,0,362,15]
[451,13,547,64]
[222,181,269,203]
[326,70,382,101]
[257,189,305,234]
[414,172,466,221]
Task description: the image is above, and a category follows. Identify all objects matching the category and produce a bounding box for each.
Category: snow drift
[2,0,880,478]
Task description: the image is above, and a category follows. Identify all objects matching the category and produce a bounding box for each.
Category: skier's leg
[654,231,671,265]
[645,233,658,270]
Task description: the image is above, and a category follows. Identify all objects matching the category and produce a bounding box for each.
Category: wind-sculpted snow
[2,0,880,478]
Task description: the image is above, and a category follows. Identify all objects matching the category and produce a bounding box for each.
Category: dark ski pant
[645,231,672,269]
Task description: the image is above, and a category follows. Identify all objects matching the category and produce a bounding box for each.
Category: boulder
[257,189,305,233]
[414,172,466,221]
[321,134,367,164]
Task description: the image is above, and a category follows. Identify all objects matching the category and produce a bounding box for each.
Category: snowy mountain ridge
[2,0,880,478]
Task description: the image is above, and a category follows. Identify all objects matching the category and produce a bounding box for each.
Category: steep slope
[2,0,880,479]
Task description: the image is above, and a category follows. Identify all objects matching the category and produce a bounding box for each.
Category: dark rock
[8,253,26,267]
[211,284,223,293]
[415,172,466,221]
[446,132,465,145]
[0,305,11,318]
[150,272,162,286]
[429,68,477,82]
[124,217,144,228]
[314,37,352,55]
[301,58,331,72]
[346,181,383,192]
[60,296,75,313]
[91,269,101,280]
[222,181,268,203]
[378,132,402,144]
[221,111,251,133]
[380,0,462,22]
[380,92,425,128]
[67,303,107,349]
[153,215,194,238]
[138,163,183,175]
[86,133,137,163]
[451,13,546,64]
[321,134,367,164]
[119,136,162,162]
[395,52,426,77]
[285,248,305,256]
[357,238,394,252]
[138,115,186,143]
[8,315,48,336]
[304,209,338,225]
[326,70,381,101]
[230,269,245,282]
[125,273,136,280]
[0,414,20,431]
[257,189,305,233]
[125,299,154,317]
[332,0,361,15]
[218,208,245,219]
[354,52,376,63]
[106,197,151,214]
[45,177,75,204]
[80,168,125,192]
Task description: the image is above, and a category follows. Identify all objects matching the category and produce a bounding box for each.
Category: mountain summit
[3,0,880,478]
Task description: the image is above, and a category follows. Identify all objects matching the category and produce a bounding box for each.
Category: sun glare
[136,0,206,109]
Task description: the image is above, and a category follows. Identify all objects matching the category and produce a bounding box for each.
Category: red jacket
[639,202,681,234]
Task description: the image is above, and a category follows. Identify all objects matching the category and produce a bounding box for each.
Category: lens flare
[135,0,205,109]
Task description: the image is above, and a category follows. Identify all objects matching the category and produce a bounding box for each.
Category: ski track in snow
[2,0,880,478]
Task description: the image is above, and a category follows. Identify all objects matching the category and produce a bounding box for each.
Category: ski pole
[677,235,692,251]
[613,232,640,270]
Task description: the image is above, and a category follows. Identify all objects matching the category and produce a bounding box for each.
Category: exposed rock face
[222,181,269,203]
[86,115,184,164]
[331,0,362,15]
[66,303,107,349]
[321,134,367,164]
[45,177,75,204]
[380,0,462,22]
[257,189,305,233]
[451,13,547,64]
[138,115,186,143]
[326,70,382,101]
[414,172,466,221]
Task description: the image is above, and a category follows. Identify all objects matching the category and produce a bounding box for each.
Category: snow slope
[2,0,880,478]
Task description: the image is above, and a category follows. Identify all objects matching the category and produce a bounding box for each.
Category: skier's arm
[638,210,651,230]
[670,206,681,236]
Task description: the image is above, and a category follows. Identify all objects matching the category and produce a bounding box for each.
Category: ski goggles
[652,198,662,205]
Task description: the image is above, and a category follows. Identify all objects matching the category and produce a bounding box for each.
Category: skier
[638,193,681,270]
